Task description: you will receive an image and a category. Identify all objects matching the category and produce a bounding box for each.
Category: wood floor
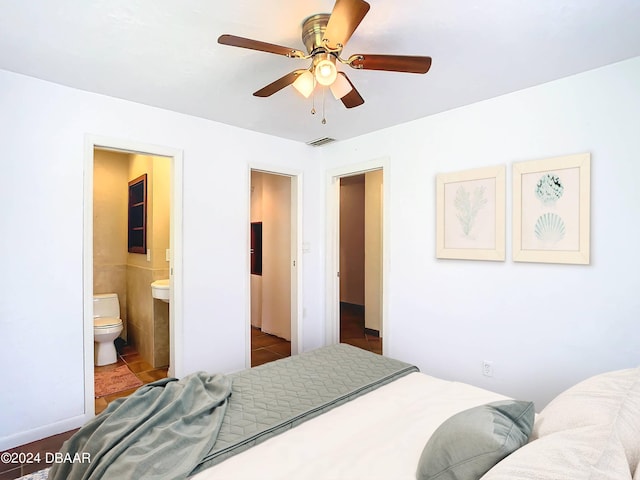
[2,304,378,479]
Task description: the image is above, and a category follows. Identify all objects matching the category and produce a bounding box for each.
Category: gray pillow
[416,400,535,480]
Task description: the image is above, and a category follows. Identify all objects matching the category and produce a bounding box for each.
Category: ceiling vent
[306,137,336,147]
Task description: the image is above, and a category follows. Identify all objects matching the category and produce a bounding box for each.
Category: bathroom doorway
[83,136,183,417]
[248,168,301,367]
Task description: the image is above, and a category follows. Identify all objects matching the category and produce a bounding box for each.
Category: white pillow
[532,367,640,474]
[480,424,631,480]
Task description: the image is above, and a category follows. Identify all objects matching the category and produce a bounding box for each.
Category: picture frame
[436,165,506,261]
[512,152,590,264]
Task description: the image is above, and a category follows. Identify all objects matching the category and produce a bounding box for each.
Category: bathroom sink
[151,279,170,303]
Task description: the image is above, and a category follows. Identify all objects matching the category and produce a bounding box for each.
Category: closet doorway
[249,169,301,366]
[326,160,388,353]
[338,171,383,354]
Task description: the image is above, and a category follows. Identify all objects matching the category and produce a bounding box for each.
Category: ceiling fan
[218,0,432,112]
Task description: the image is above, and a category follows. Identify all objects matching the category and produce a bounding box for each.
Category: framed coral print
[512,153,590,264]
[436,165,506,261]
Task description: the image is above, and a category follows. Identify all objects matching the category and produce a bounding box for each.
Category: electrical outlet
[482,360,494,377]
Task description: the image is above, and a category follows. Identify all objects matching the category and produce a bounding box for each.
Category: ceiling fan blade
[253,70,308,97]
[348,54,432,74]
[218,34,305,58]
[339,73,364,109]
[322,0,371,50]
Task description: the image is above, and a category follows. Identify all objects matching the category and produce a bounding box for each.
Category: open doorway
[83,136,183,418]
[326,160,388,352]
[249,169,300,366]
[338,171,383,354]
[91,149,171,413]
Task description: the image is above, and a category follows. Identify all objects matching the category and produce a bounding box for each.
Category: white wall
[3,55,639,449]
[0,69,324,449]
[321,56,640,410]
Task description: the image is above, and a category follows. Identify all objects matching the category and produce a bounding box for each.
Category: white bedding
[191,372,509,480]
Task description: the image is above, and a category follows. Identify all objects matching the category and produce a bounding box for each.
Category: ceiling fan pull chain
[311,78,317,115]
[322,87,327,124]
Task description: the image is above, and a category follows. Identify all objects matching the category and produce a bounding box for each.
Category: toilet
[93,293,124,366]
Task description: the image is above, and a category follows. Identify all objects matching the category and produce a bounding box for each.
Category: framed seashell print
[512,153,590,264]
[436,165,506,261]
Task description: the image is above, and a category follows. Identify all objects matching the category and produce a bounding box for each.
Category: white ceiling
[1,1,639,144]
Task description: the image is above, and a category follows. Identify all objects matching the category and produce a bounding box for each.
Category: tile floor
[0,429,77,480]
[251,326,292,366]
[94,343,169,415]
[3,306,378,479]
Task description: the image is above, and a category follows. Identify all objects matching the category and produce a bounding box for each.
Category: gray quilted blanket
[49,372,232,480]
[191,343,418,476]
[47,345,416,479]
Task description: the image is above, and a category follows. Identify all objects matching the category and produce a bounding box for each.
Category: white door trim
[325,157,390,350]
[83,135,184,418]
[247,164,303,367]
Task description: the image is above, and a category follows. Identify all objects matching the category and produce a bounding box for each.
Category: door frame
[83,135,184,417]
[325,157,390,349]
[247,164,303,367]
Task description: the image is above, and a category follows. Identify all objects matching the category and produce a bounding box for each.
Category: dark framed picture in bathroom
[128,174,147,254]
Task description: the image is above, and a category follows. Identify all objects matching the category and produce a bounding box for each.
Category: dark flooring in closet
[339,302,382,354]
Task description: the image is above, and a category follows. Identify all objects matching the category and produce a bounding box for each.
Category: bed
[41,343,639,480]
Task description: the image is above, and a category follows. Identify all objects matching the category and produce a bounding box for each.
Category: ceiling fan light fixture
[219,0,432,113]
[314,53,337,86]
[329,72,353,99]
[292,70,315,98]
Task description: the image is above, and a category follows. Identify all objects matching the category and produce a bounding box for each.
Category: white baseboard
[0,414,89,451]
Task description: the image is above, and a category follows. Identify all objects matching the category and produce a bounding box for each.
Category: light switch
[146,249,151,261]
[165,249,170,262]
